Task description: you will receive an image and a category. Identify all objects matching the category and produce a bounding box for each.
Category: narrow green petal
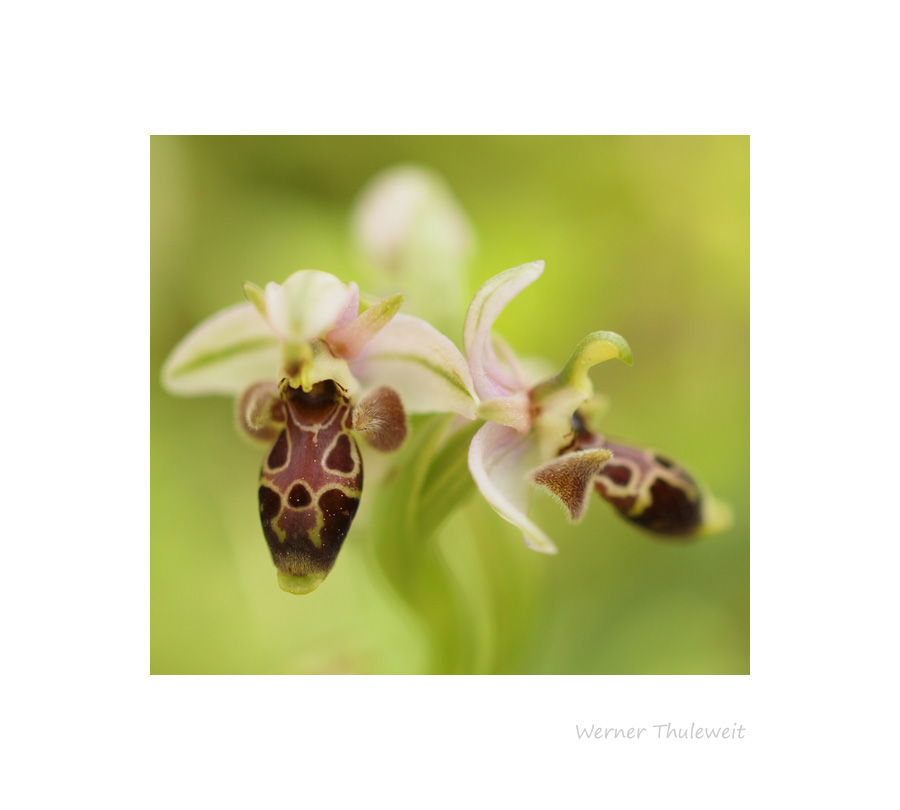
[242,282,267,317]
[327,292,403,359]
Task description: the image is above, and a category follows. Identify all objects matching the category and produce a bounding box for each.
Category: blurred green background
[151,136,749,674]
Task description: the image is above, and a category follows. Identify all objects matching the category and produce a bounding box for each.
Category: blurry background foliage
[151,136,749,675]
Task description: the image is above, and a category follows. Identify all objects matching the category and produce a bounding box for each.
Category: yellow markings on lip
[306,502,325,549]
[259,382,363,586]
[623,453,699,518]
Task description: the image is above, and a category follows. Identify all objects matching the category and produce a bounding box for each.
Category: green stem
[369,416,476,672]
[368,415,545,673]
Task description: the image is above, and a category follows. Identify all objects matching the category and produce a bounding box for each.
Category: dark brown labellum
[565,411,703,537]
[258,380,363,585]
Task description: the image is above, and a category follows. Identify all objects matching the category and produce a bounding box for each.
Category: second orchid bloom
[457,261,729,555]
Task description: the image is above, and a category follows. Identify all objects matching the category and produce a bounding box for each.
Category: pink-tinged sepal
[258,380,363,594]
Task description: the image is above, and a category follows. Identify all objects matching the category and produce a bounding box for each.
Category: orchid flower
[162,269,478,593]
[352,164,474,337]
[464,261,730,554]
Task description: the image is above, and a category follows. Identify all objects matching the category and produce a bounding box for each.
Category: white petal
[352,314,478,419]
[264,270,356,343]
[463,261,544,399]
[467,422,557,554]
[161,302,280,396]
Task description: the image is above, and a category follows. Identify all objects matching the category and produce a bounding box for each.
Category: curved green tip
[575,331,633,368]
[532,330,633,405]
[277,570,327,595]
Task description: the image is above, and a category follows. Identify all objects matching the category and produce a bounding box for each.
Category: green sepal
[326,292,404,360]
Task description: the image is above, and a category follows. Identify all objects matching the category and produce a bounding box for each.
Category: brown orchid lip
[563,409,706,538]
[258,379,363,593]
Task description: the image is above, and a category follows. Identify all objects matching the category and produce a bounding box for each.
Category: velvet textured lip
[162,263,730,594]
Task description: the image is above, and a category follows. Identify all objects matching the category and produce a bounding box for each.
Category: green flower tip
[576,330,633,368]
[359,291,403,317]
[699,496,733,537]
[242,282,267,317]
[559,330,632,391]
[277,570,327,595]
[531,331,633,407]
